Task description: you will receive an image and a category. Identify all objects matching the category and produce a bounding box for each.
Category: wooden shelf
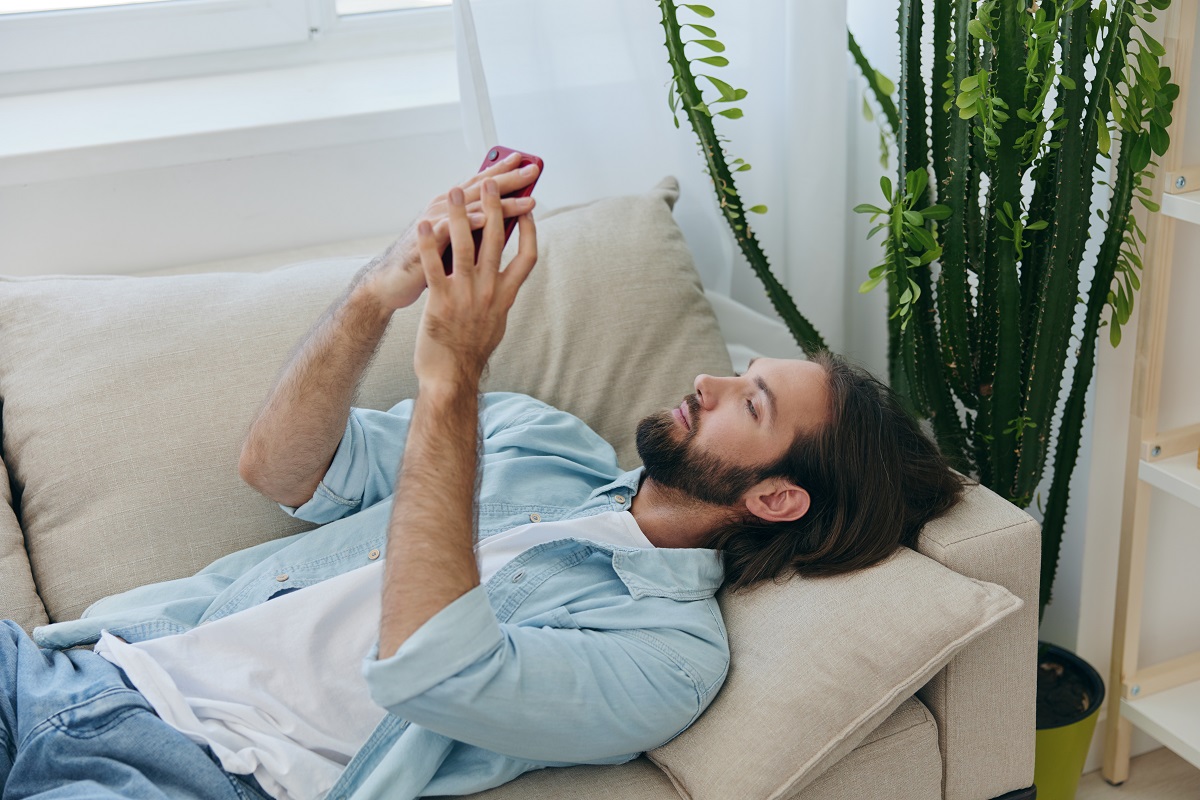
[1139,452,1200,510]
[1162,190,1200,225]
[1121,680,1200,772]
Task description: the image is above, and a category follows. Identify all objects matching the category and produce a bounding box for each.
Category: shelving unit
[1102,0,1200,784]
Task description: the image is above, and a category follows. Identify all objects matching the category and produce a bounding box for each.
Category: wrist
[416,371,482,403]
[347,275,397,326]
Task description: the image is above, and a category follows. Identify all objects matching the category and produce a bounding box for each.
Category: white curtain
[453,0,850,354]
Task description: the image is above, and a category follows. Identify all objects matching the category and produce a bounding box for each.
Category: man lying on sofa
[5,154,964,800]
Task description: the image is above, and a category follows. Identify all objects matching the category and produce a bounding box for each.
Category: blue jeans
[0,620,268,799]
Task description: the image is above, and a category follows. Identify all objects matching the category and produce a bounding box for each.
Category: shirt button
[275,573,289,582]
[368,549,381,561]
[529,513,541,523]
[613,494,626,505]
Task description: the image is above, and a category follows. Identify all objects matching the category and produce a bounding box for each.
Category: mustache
[683,393,701,432]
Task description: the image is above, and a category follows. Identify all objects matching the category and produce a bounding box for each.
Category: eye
[745,398,759,420]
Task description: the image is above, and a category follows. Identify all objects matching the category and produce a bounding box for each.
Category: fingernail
[418,221,432,235]
[506,152,521,162]
[521,164,537,175]
[485,180,499,196]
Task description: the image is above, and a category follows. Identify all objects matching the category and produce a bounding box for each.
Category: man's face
[635,358,832,508]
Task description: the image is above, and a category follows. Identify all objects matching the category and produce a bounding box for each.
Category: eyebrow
[745,358,776,425]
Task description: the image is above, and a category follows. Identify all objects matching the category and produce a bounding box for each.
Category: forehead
[752,357,832,434]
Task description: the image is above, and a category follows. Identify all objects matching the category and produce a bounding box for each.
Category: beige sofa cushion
[464,696,941,800]
[647,547,1021,800]
[0,176,731,623]
[0,450,47,632]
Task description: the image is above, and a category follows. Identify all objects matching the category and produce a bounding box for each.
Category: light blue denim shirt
[35,392,730,800]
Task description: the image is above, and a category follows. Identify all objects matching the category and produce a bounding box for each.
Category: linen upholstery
[646,547,1021,800]
[0,176,731,623]
[465,696,941,800]
[0,451,46,632]
[916,483,1041,800]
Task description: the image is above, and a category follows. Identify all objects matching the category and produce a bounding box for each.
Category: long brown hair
[704,350,966,591]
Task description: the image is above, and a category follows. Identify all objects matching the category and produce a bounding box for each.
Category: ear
[743,479,811,523]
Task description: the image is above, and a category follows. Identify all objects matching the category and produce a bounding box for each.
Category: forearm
[239,270,394,507]
[379,378,481,659]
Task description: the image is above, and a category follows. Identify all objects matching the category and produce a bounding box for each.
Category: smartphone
[442,145,544,274]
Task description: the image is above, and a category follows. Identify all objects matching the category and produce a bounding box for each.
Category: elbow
[237,441,263,492]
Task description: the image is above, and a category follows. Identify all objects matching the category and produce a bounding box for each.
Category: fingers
[416,220,448,291]
[446,187,474,274]
[475,179,506,270]
[498,213,538,302]
[460,157,540,206]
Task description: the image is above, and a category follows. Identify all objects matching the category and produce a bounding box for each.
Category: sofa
[0,178,1039,799]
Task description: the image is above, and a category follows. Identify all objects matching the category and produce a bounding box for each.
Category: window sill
[0,48,460,187]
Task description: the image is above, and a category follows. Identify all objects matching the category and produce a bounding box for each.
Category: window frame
[0,0,451,90]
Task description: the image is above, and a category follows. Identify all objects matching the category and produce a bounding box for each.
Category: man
[5,154,963,800]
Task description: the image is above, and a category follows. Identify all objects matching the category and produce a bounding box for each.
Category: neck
[629,474,740,549]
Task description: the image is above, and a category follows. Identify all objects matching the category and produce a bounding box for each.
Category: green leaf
[922,204,952,220]
[691,39,726,53]
[1098,120,1111,157]
[859,275,885,293]
[880,176,893,200]
[1110,84,1124,128]
[1149,122,1170,157]
[683,4,715,18]
[1110,320,1122,347]
[875,71,896,96]
[702,74,739,101]
[960,73,980,92]
[968,19,992,42]
[685,23,717,37]
[1060,73,1076,90]
[747,205,768,214]
[735,163,752,172]
[717,108,744,119]
[1141,31,1166,57]
[1138,196,1161,212]
[1129,134,1152,172]
[1025,220,1049,231]
[862,95,875,122]
[854,203,887,215]
[696,56,729,67]
[903,209,925,227]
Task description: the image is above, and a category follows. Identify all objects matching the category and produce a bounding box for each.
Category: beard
[635,395,771,508]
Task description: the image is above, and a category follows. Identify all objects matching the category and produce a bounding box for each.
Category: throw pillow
[648,546,1022,799]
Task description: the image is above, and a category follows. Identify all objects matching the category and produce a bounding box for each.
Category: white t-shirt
[96,510,653,800]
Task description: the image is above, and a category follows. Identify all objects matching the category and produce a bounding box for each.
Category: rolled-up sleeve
[280,401,415,523]
[362,587,709,764]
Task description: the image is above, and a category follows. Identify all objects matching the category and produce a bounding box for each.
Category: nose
[693,374,727,410]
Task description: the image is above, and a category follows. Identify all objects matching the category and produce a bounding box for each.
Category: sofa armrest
[915,481,1040,800]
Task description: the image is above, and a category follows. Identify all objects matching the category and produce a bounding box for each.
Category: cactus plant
[658,0,1178,621]
[850,0,1177,621]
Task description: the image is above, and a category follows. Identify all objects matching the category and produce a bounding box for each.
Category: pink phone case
[442,145,544,274]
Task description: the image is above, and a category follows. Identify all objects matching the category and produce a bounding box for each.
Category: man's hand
[239,158,537,508]
[378,175,537,659]
[361,153,539,313]
[411,176,538,388]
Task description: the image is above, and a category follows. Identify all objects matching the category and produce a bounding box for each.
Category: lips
[673,400,692,431]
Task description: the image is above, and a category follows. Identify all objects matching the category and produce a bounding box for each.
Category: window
[0,0,450,78]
